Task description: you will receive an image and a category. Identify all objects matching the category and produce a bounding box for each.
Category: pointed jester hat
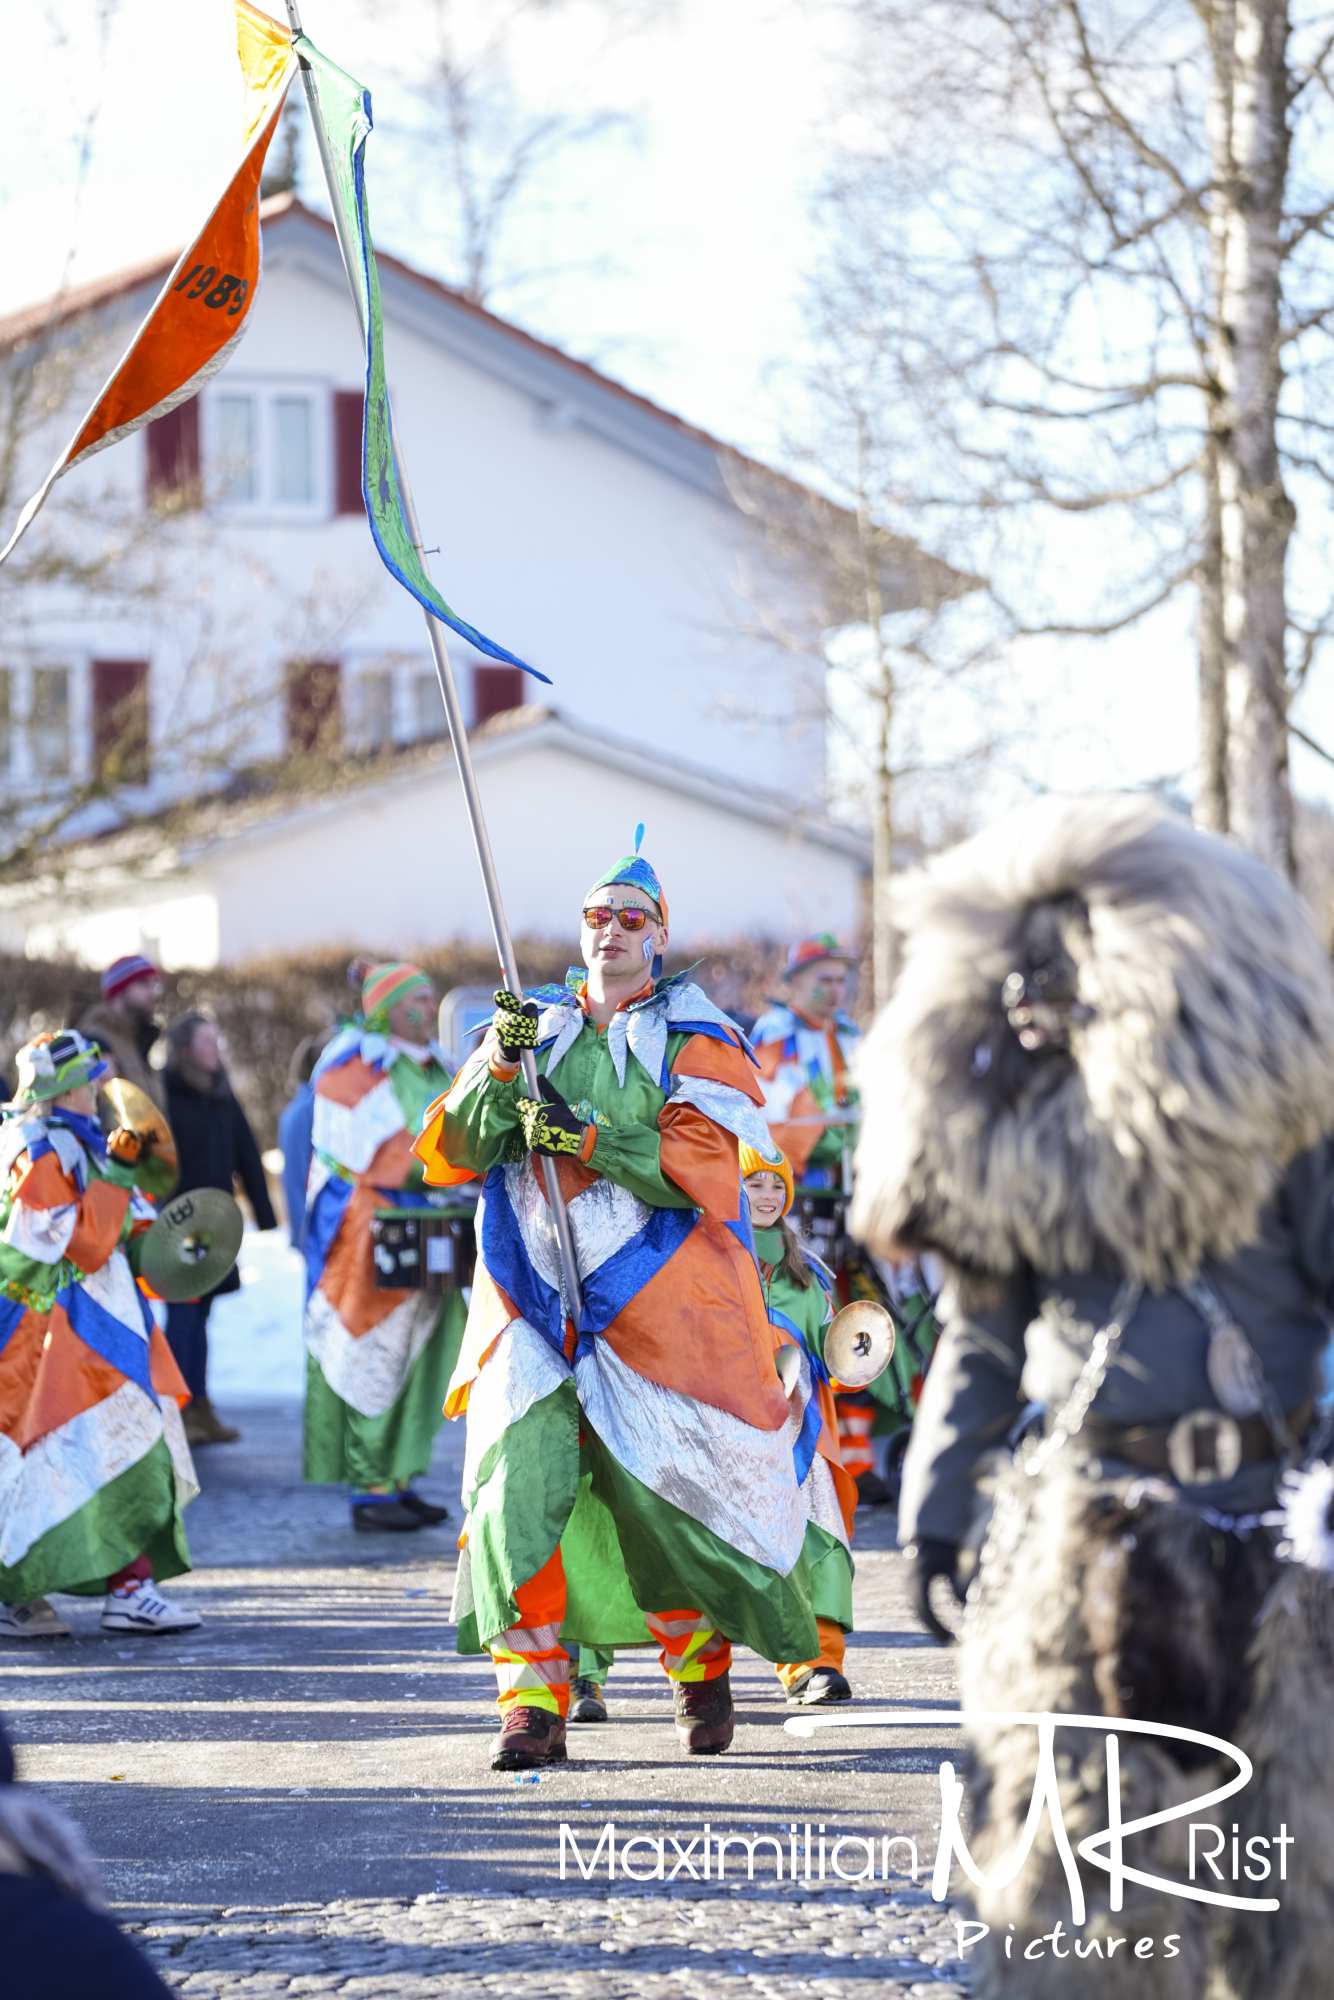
[586,824,668,980]
[586,824,668,925]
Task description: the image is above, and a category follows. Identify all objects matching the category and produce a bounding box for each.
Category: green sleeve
[582,1122,695,1211]
[439,1055,526,1176]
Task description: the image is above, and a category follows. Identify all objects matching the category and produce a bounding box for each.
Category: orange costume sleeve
[12,1152,131,1275]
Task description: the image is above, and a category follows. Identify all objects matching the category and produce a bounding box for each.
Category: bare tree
[814,0,1334,878]
[726,432,987,1007]
[361,0,673,313]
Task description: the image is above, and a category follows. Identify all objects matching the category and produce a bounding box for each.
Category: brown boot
[183,1397,240,1446]
[673,1669,734,1753]
[490,1705,569,1771]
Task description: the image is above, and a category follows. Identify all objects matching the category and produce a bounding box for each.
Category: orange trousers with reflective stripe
[835,1392,875,1478]
[489,1547,731,1716]
[775,1615,847,1691]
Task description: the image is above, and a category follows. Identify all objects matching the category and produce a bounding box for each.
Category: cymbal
[138,1188,243,1303]
[824,1299,895,1390]
[99,1078,178,1198]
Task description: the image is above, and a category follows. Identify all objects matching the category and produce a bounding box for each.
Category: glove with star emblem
[517,1076,593,1159]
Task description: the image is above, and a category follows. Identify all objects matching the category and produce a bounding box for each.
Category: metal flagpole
[281,0,584,1329]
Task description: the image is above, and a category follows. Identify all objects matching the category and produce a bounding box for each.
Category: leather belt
[1068,1400,1314,1487]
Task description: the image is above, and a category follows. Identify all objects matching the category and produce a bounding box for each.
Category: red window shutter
[286,660,342,755]
[473,665,526,726]
[334,391,365,515]
[92,660,150,783]
[144,399,200,505]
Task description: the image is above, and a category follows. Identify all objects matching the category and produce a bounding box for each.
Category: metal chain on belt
[1017,1277,1144,1479]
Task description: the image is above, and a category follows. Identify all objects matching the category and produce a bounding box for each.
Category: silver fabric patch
[0,1379,165,1569]
[304,1289,440,1418]
[541,1002,585,1076]
[462,1319,570,1508]
[159,1395,200,1509]
[503,1159,652,1287]
[81,1249,150,1337]
[782,1349,849,1550]
[574,1338,806,1575]
[802,1450,849,1549]
[669,1074,776,1155]
[3,1200,77,1265]
[311,1075,405,1175]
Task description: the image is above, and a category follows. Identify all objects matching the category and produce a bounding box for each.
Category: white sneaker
[101,1581,201,1634]
[0,1597,71,1639]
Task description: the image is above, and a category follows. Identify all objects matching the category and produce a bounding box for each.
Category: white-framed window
[202,377,331,521]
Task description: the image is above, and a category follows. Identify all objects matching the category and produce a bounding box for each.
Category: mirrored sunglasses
[582,903,652,932]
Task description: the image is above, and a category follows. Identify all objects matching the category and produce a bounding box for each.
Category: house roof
[0,703,868,912]
[0,194,746,496]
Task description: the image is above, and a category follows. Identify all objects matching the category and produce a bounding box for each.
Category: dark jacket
[165,1063,277,1294]
[898,1140,1334,1547]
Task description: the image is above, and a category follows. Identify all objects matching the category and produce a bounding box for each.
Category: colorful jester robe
[302,1031,467,1490]
[0,1111,196,1601]
[749,1002,861,1190]
[753,1227,857,1685]
[414,974,820,1697]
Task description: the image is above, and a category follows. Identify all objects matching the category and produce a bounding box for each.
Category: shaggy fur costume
[960,1462,1334,1999]
[849,797,1334,1995]
[849,795,1334,1289]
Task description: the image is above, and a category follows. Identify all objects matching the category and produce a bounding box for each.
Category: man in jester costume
[414,831,819,1769]
[303,962,466,1531]
[0,1032,200,1638]
[750,935,862,1191]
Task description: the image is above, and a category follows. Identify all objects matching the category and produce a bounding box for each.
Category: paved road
[3,1401,972,1997]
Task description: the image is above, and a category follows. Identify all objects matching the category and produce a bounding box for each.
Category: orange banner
[0,6,294,563]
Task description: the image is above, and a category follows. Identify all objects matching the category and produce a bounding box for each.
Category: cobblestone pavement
[4,1402,974,1998]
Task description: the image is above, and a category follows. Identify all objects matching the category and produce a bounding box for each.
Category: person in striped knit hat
[302,961,466,1532]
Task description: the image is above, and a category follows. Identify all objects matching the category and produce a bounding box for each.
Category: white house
[0,194,873,963]
[0,706,869,965]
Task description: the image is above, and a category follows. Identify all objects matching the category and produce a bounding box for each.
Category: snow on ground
[199,1227,307,1402]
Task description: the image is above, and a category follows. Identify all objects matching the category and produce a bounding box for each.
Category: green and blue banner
[293,34,547,681]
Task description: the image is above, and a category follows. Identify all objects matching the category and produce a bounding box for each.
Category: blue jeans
[165,1297,213,1402]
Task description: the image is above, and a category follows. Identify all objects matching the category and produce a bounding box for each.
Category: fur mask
[850,795,1334,1289]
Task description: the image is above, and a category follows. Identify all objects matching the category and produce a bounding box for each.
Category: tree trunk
[871,663,895,1010]
[1195,441,1230,833]
[1211,0,1296,875]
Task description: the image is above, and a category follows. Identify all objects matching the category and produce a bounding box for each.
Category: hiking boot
[101,1581,201,1634]
[786,1666,852,1706]
[397,1489,450,1526]
[183,1397,240,1446]
[673,1670,734,1754]
[351,1499,423,1532]
[568,1677,608,1723]
[855,1468,894,1508]
[0,1597,71,1640]
[489,1706,569,1771]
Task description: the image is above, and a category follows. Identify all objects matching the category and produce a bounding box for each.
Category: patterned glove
[516,1076,591,1158]
[492,988,540,1057]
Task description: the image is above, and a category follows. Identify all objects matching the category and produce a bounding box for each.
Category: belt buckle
[1166,1409,1243,1486]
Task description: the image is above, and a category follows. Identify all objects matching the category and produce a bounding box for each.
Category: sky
[5,0,1332,831]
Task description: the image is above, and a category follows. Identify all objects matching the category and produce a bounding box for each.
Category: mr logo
[785,1708,1286,1926]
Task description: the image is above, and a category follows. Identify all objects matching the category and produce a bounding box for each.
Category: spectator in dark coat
[0,1717,173,1998]
[164,1014,277,1448]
